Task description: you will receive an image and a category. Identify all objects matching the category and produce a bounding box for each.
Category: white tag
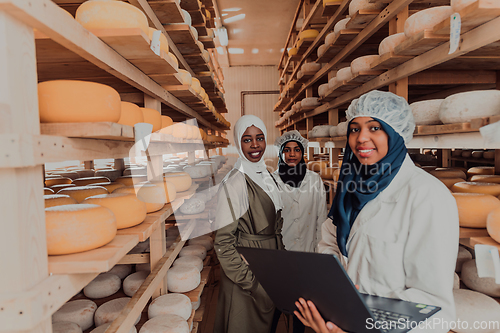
[150,30,162,56]
[449,13,461,54]
[475,244,500,284]
[480,121,500,144]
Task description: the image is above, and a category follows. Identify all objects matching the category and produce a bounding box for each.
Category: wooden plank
[459,227,490,239]
[370,52,412,70]
[118,253,150,264]
[322,1,342,17]
[394,30,449,56]
[350,70,385,83]
[168,211,209,221]
[164,24,198,45]
[317,29,362,63]
[180,0,201,11]
[345,10,381,29]
[277,0,305,70]
[182,267,211,302]
[40,122,134,140]
[408,70,497,85]
[47,235,139,274]
[150,73,184,86]
[148,0,185,24]
[199,36,215,49]
[470,236,500,252]
[415,123,475,135]
[296,37,317,56]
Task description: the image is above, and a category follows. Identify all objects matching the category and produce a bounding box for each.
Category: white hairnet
[346,90,415,143]
[274,130,308,150]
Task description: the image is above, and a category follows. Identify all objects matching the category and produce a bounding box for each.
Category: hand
[294,298,345,333]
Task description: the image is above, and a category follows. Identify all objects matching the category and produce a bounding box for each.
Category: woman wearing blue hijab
[295,91,459,333]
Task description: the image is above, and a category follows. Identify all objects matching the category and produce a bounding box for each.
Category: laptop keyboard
[370,308,412,333]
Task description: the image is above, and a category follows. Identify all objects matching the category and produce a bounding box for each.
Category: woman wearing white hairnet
[214,115,284,333]
[295,90,459,333]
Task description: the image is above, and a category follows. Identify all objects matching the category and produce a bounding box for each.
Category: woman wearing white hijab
[214,115,284,333]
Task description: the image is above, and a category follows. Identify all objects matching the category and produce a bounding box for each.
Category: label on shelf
[475,244,500,284]
[449,13,461,54]
[151,30,162,56]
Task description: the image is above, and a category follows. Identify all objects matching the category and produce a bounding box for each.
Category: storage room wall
[221,65,280,171]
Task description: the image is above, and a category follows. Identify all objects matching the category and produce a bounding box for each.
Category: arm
[314,176,328,251]
[317,219,342,258]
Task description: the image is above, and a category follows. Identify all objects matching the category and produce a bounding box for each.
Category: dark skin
[240,125,266,163]
[283,141,302,166]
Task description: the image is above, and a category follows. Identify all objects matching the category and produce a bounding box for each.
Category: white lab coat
[319,155,459,333]
[273,169,327,252]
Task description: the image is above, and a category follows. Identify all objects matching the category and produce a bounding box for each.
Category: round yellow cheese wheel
[84,193,147,229]
[113,183,166,213]
[320,167,339,181]
[75,0,149,36]
[191,78,202,94]
[115,175,148,187]
[45,204,117,255]
[118,102,144,127]
[172,123,188,138]
[437,177,464,189]
[147,27,169,54]
[167,52,179,69]
[140,107,162,132]
[470,175,500,184]
[467,166,495,177]
[299,29,319,40]
[161,115,173,129]
[38,80,121,123]
[45,177,72,187]
[429,168,466,179]
[307,161,328,173]
[177,69,192,86]
[487,206,500,243]
[73,176,111,186]
[93,182,125,193]
[51,184,77,193]
[151,180,177,203]
[58,185,109,203]
[452,182,500,197]
[288,47,298,57]
[453,193,500,228]
[163,172,192,192]
[44,187,55,195]
[44,194,78,208]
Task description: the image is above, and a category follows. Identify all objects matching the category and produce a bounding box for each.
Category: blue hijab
[327,118,407,257]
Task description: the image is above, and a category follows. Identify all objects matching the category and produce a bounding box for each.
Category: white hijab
[232,115,283,212]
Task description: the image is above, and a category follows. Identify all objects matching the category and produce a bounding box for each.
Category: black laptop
[236,247,441,333]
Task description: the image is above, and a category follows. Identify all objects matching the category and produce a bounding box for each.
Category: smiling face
[283,141,302,167]
[348,117,389,165]
[240,125,266,162]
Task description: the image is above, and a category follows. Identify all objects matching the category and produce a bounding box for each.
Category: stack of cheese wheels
[167,265,201,293]
[113,183,166,213]
[453,289,500,333]
[173,255,204,272]
[84,193,147,229]
[308,160,328,173]
[140,314,189,333]
[461,259,500,297]
[94,182,125,193]
[94,298,141,327]
[148,293,192,320]
[452,182,500,197]
[123,271,149,296]
[336,67,353,82]
[487,206,500,243]
[52,321,82,333]
[116,175,148,186]
[141,107,162,132]
[471,174,500,184]
[452,193,500,228]
[38,80,121,123]
[95,169,122,182]
[164,172,192,192]
[451,0,477,12]
[45,204,117,255]
[467,166,495,177]
[75,0,149,35]
[409,99,443,125]
[108,264,133,280]
[91,323,136,333]
[349,0,385,16]
[350,55,379,75]
[180,244,207,260]
[84,273,121,299]
[161,115,173,130]
[378,32,406,55]
[147,27,169,54]
[44,194,78,208]
[52,299,97,331]
[57,185,109,203]
[72,176,110,186]
[45,177,72,187]
[188,235,213,251]
[404,6,453,37]
[118,102,144,127]
[439,90,500,124]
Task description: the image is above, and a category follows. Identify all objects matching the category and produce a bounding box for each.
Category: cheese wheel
[183,165,210,179]
[161,115,174,130]
[454,289,500,333]
[483,150,495,159]
[91,323,136,333]
[349,0,385,16]
[123,167,147,176]
[52,321,82,333]
[329,126,338,137]
[301,62,321,73]
[176,69,192,86]
[171,123,188,138]
[38,80,121,123]
[167,265,201,293]
[471,150,484,159]
[378,32,406,55]
[44,194,78,208]
[123,271,149,297]
[191,78,202,94]
[454,272,460,289]
[410,99,443,125]
[439,90,500,124]
[76,0,149,35]
[301,97,321,108]
[45,177,72,187]
[467,166,495,177]
[456,246,472,273]
[167,52,179,69]
[44,187,55,195]
[350,55,379,75]
[151,179,176,203]
[452,182,500,196]
[320,167,339,181]
[337,121,348,136]
[179,244,207,260]
[437,177,464,189]
[181,9,192,25]
[318,83,330,97]
[94,297,140,327]
[179,198,205,215]
[452,193,500,228]
[51,171,80,179]
[57,185,108,203]
[328,77,338,89]
[118,102,144,127]
[164,172,192,192]
[141,107,162,133]
[51,184,77,193]
[116,175,148,186]
[72,176,111,186]
[333,18,350,34]
[192,299,201,311]
[308,161,328,172]
[84,273,121,299]
[108,264,133,280]
[190,26,198,40]
[336,67,353,81]
[462,259,500,297]
[75,169,95,178]
[188,235,213,251]
[311,125,333,138]
[140,314,189,333]
[53,299,97,331]
[93,181,125,193]
[148,293,192,320]
[95,169,122,182]
[288,47,298,57]
[429,168,466,179]
[451,0,477,12]
[470,175,500,184]
[299,29,319,40]
[317,44,327,58]
[487,206,500,243]
[84,193,147,229]
[148,28,169,54]
[404,6,453,38]
[173,255,204,272]
[113,183,166,213]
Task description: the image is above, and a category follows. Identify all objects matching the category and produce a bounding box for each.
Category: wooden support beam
[84,160,94,169]
[408,70,497,85]
[389,6,408,100]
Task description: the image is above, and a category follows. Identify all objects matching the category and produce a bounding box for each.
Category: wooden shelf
[167,211,209,221]
[148,0,185,24]
[176,184,200,200]
[322,2,342,17]
[414,123,477,136]
[183,266,211,302]
[164,24,199,48]
[470,236,500,252]
[345,10,381,29]
[41,122,134,140]
[459,227,490,239]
